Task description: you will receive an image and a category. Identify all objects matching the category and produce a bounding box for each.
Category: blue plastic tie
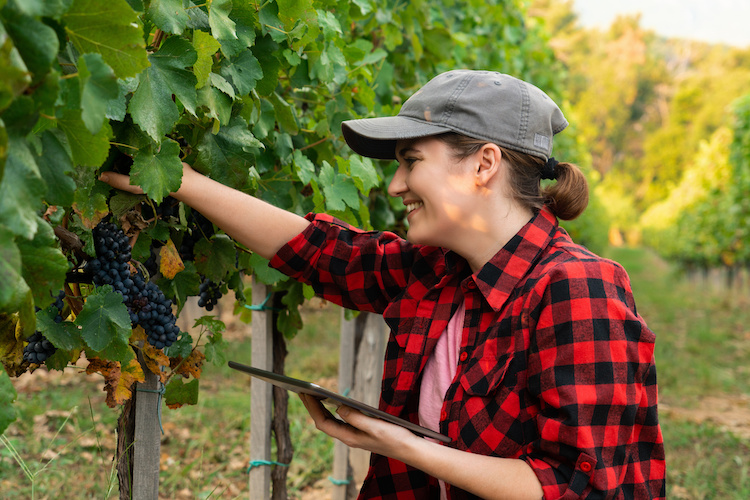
[328,475,352,486]
[247,459,290,473]
[244,292,282,311]
[136,382,166,434]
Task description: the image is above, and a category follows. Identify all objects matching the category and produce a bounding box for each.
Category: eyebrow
[396,146,419,159]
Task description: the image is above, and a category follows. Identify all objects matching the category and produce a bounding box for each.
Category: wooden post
[249,279,274,500]
[332,310,356,500]
[131,353,161,499]
[349,313,387,488]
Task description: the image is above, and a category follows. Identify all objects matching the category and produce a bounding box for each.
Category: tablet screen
[228,360,451,443]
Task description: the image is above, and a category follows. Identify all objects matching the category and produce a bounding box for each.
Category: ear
[474,143,502,187]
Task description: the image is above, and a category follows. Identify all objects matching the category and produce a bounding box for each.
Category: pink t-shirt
[418,301,465,499]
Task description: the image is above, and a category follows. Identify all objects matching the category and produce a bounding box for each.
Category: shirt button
[459,351,468,362]
[466,281,477,289]
[580,461,593,472]
[440,410,447,421]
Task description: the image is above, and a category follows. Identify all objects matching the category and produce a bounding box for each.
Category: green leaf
[57,109,112,167]
[269,92,297,134]
[1,5,59,78]
[63,0,149,79]
[292,149,315,185]
[78,53,119,134]
[319,161,359,212]
[164,377,199,407]
[17,218,68,308]
[149,36,197,115]
[217,1,256,57]
[248,252,286,285]
[196,116,260,190]
[147,0,189,34]
[71,167,110,228]
[75,285,131,352]
[193,234,236,283]
[193,315,225,334]
[208,72,234,99]
[0,227,30,314]
[251,36,280,96]
[130,138,183,203]
[0,20,31,114]
[197,83,232,125]
[36,131,75,207]
[0,364,17,435]
[166,261,200,311]
[0,137,45,239]
[317,10,341,38]
[208,0,235,41]
[192,30,221,89]
[37,310,84,352]
[219,50,262,96]
[129,37,197,141]
[11,0,69,17]
[346,155,379,195]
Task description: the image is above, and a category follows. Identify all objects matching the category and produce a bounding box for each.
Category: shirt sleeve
[523,257,663,499]
[269,212,417,314]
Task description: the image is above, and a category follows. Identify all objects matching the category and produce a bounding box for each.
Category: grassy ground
[2,247,749,499]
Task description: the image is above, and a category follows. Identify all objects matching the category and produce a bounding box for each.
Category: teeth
[406,202,423,213]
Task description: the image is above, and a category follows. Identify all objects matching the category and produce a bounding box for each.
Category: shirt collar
[470,207,558,311]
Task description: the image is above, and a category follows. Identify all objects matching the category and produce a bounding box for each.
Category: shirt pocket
[458,340,515,396]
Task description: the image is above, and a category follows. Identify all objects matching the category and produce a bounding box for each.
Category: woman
[101,70,665,499]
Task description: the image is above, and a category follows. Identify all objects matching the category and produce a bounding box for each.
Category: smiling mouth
[406,202,423,214]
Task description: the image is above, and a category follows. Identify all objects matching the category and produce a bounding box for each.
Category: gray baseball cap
[341,70,568,161]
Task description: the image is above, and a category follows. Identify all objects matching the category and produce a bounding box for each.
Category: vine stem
[298,135,333,151]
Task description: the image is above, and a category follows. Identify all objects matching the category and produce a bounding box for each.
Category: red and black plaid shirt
[270,208,666,499]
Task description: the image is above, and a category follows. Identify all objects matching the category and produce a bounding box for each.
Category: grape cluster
[198,279,222,311]
[23,291,66,364]
[86,220,180,349]
[23,332,57,364]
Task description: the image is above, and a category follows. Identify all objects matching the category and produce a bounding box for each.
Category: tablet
[228,360,451,443]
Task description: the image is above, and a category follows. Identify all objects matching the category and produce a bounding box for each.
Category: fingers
[98,172,144,195]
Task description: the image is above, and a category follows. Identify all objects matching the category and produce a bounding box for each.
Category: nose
[387,164,407,198]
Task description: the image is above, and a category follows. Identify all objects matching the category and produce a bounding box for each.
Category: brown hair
[435,133,588,221]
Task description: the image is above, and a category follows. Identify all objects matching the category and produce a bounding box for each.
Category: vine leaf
[35,131,76,207]
[170,348,204,379]
[208,0,236,42]
[129,37,197,142]
[164,377,199,409]
[1,3,59,78]
[219,51,262,96]
[130,138,183,203]
[159,238,185,279]
[17,218,68,309]
[193,234,236,283]
[0,138,45,240]
[86,357,145,408]
[0,230,30,316]
[0,364,17,435]
[192,30,221,89]
[319,161,359,212]
[36,309,83,351]
[0,313,24,375]
[147,0,190,35]
[57,109,112,167]
[142,342,170,383]
[63,0,149,79]
[75,286,131,352]
[78,53,119,135]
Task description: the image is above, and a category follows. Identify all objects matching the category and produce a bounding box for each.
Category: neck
[458,204,534,273]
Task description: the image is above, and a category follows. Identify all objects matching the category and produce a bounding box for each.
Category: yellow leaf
[86,357,145,407]
[159,239,185,279]
[142,342,170,383]
[0,313,25,376]
[170,349,205,379]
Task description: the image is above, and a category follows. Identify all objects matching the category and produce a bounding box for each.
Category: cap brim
[341,116,452,160]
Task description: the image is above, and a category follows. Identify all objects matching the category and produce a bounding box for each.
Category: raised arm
[99,163,310,259]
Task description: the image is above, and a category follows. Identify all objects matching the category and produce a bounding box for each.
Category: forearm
[100,165,310,259]
[171,167,310,259]
[398,437,544,500]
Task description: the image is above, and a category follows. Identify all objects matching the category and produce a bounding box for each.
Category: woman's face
[388,136,478,248]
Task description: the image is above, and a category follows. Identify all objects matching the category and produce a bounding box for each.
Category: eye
[403,157,418,169]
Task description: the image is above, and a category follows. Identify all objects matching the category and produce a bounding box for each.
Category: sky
[572,0,750,48]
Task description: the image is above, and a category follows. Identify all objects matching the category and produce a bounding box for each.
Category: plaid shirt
[270,208,666,500]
